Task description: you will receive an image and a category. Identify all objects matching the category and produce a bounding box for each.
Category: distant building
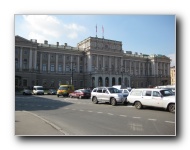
[170,66,176,85]
[15,35,171,90]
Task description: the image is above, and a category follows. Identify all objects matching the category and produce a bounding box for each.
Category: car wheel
[168,104,175,113]
[135,101,142,109]
[110,98,117,106]
[79,95,82,99]
[92,97,98,104]
[69,95,72,98]
[57,94,59,97]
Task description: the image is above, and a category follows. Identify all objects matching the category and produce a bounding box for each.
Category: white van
[33,86,44,95]
[127,88,175,113]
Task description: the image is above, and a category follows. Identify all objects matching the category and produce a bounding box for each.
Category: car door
[101,88,110,102]
[141,90,153,106]
[96,88,103,101]
[151,91,164,107]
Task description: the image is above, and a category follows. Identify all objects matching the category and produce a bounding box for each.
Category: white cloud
[167,53,176,67]
[22,15,86,42]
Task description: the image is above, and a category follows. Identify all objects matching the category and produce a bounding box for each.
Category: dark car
[23,89,32,95]
[47,89,57,95]
[69,89,91,99]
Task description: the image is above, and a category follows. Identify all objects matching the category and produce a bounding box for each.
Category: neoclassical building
[15,35,171,90]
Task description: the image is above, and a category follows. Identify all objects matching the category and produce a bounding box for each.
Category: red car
[69,89,91,99]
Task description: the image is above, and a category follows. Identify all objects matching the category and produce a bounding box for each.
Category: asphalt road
[15,95,176,136]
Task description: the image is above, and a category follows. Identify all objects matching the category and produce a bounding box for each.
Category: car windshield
[160,90,174,96]
[36,87,43,90]
[108,88,121,93]
[59,87,68,90]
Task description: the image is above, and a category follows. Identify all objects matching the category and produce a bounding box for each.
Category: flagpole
[96,24,97,37]
[102,25,104,39]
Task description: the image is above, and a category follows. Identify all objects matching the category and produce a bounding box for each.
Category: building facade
[170,66,176,85]
[15,35,171,90]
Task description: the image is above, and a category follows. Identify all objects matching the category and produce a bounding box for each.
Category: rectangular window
[58,64,62,72]
[130,90,142,96]
[51,64,55,72]
[42,64,47,71]
[143,90,152,96]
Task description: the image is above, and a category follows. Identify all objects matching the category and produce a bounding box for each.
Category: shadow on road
[15,95,73,111]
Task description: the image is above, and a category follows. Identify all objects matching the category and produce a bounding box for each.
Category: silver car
[91,87,125,106]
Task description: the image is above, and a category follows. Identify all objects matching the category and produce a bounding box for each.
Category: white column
[48,53,50,73]
[34,50,37,71]
[102,55,105,69]
[56,53,58,73]
[115,57,117,72]
[29,48,33,71]
[40,53,42,73]
[96,55,98,70]
[19,47,23,71]
[108,56,111,70]
[134,61,136,75]
[77,56,80,73]
[87,54,92,72]
[63,55,65,72]
[152,61,155,75]
[155,62,158,76]
[163,63,165,76]
[109,76,112,86]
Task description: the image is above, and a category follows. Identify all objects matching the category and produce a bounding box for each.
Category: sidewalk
[15,111,65,136]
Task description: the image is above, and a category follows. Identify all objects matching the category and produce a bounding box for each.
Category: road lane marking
[148,119,157,121]
[79,110,84,111]
[119,115,127,117]
[72,109,76,110]
[88,111,93,112]
[107,113,114,115]
[97,112,103,113]
[133,117,141,119]
[165,121,175,124]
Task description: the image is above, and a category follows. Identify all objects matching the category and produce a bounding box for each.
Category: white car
[118,89,130,104]
[127,88,175,113]
[91,87,125,106]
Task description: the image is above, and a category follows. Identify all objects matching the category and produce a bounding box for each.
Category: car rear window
[130,90,142,96]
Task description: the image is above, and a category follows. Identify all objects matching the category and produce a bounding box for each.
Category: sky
[15,15,176,66]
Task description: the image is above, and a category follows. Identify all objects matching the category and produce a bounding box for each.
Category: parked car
[57,85,74,97]
[23,89,32,95]
[127,88,175,113]
[119,89,130,104]
[69,89,91,99]
[47,89,57,95]
[33,86,44,95]
[91,87,126,106]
